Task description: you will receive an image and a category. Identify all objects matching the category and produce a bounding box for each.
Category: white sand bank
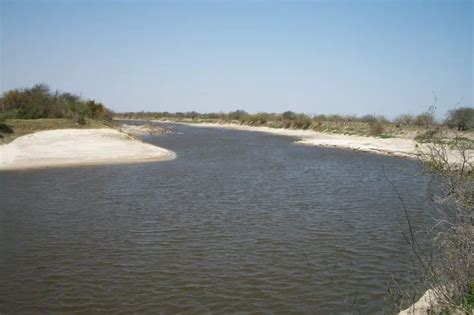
[0,128,175,171]
[398,289,439,315]
[161,121,471,163]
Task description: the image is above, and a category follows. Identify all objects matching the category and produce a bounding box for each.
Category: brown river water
[0,123,435,314]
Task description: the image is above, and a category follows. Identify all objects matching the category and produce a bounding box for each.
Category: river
[0,123,434,313]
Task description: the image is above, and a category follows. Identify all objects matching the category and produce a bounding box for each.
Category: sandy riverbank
[158,121,471,163]
[120,123,172,136]
[0,128,175,171]
[398,289,440,315]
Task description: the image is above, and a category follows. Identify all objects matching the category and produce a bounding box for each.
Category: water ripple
[0,124,435,314]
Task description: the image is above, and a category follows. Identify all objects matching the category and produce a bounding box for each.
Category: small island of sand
[0,128,175,171]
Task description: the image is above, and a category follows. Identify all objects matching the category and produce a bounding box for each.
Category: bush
[445,107,474,131]
[414,112,435,128]
[327,114,345,122]
[414,129,440,143]
[281,111,297,120]
[0,84,113,122]
[72,113,86,125]
[368,121,384,136]
[410,133,474,314]
[292,114,312,129]
[394,114,415,126]
[243,113,269,125]
[228,110,248,121]
[360,114,376,123]
[0,122,13,134]
[312,114,327,122]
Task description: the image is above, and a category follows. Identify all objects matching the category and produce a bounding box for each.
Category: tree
[445,107,474,131]
[228,110,248,121]
[282,111,297,121]
[414,112,436,128]
[0,84,112,121]
[394,114,415,126]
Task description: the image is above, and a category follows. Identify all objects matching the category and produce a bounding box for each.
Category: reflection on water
[0,123,432,313]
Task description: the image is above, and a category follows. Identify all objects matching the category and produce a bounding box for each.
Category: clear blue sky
[1,0,472,118]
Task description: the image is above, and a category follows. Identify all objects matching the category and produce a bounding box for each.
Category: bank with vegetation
[116,108,474,165]
[0,84,175,169]
[116,107,474,139]
[0,84,114,143]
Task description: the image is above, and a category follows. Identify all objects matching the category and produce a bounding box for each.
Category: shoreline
[398,289,439,315]
[155,120,472,164]
[0,128,176,171]
[156,120,422,159]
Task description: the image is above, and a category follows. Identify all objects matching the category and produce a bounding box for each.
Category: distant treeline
[116,107,474,131]
[0,84,113,124]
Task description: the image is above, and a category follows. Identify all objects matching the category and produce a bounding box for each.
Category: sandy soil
[398,289,439,315]
[120,123,172,136]
[0,128,175,171]
[161,121,472,163]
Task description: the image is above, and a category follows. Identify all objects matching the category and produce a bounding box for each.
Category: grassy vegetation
[459,283,474,311]
[1,84,472,144]
[0,84,113,122]
[0,118,115,144]
[116,108,474,140]
[0,84,116,143]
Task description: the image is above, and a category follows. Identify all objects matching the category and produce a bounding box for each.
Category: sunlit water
[0,123,434,313]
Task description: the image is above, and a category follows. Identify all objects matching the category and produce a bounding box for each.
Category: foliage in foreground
[460,282,474,310]
[391,118,473,314]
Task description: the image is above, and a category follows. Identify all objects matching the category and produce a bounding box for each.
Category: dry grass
[155,116,474,142]
[0,118,115,144]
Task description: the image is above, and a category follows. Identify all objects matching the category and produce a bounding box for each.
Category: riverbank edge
[0,128,176,171]
[156,120,474,166]
[398,288,444,315]
[0,153,177,171]
[155,120,423,159]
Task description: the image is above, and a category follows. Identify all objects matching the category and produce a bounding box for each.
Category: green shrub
[368,121,384,136]
[414,112,435,128]
[414,128,440,143]
[312,114,327,122]
[281,111,297,120]
[460,282,474,311]
[243,113,269,125]
[72,113,86,125]
[0,122,13,134]
[0,84,113,122]
[394,114,415,126]
[228,110,248,121]
[445,107,474,130]
[293,116,312,129]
